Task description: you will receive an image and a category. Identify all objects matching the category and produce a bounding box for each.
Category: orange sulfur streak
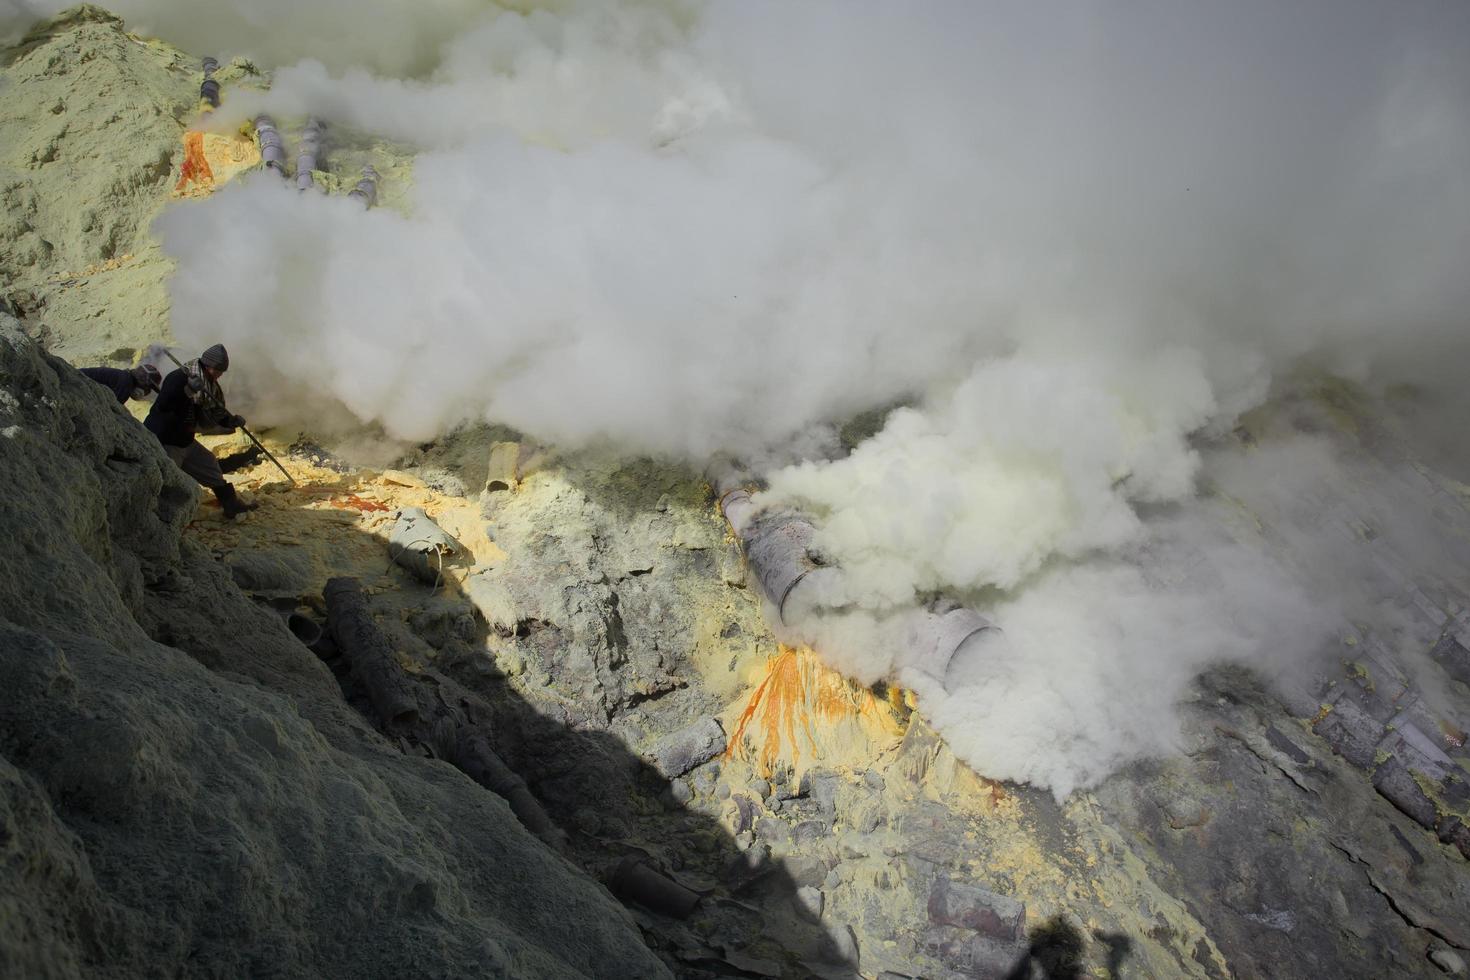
[726,645,904,781]
[175,131,213,191]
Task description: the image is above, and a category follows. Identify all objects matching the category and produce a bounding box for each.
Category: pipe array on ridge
[255,115,287,177]
[710,461,1001,692]
[296,117,325,192]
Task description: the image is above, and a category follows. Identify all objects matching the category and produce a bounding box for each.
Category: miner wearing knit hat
[79,363,162,403]
[145,343,259,518]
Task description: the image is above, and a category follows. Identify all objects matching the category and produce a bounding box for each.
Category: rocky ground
[0,307,670,979]
[3,8,1469,980]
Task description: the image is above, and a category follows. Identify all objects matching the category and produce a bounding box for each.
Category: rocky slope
[0,6,197,366]
[0,309,672,978]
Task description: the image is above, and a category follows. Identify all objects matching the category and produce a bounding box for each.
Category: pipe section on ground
[740,510,838,624]
[255,115,287,177]
[610,856,701,918]
[347,165,379,208]
[711,461,1001,689]
[903,603,1002,690]
[286,611,327,651]
[712,463,835,625]
[388,507,459,585]
[296,117,324,191]
[325,577,420,727]
[200,56,220,108]
[446,728,564,846]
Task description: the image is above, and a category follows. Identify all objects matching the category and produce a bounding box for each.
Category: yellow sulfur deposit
[179,429,506,597]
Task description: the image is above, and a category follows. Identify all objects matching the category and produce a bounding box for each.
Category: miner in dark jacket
[80,364,161,403]
[145,344,258,518]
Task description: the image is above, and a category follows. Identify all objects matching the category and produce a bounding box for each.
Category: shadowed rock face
[0,315,670,979]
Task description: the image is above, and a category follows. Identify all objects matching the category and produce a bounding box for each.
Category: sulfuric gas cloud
[11,0,1468,794]
[138,0,1470,459]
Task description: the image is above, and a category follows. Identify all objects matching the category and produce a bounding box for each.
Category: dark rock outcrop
[0,318,669,978]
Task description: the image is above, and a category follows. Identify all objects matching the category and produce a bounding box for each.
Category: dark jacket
[80,366,136,404]
[145,365,232,447]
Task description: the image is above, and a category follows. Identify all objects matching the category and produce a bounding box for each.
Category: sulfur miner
[145,344,258,519]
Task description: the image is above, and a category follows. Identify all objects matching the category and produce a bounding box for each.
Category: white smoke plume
[15,0,1470,792]
[148,0,1468,456]
[764,346,1227,607]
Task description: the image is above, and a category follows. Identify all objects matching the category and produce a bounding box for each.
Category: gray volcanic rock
[648,717,727,779]
[0,317,669,978]
[1089,668,1470,980]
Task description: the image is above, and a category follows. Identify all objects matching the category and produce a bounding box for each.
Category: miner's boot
[216,483,259,519]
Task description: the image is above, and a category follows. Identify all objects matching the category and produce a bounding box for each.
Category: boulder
[647,717,726,779]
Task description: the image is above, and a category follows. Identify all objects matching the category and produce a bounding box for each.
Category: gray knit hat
[200,344,229,370]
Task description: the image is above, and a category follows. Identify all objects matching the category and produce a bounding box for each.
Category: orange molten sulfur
[726,645,904,780]
[175,131,213,191]
[331,495,390,513]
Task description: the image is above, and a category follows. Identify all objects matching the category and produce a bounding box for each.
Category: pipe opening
[286,611,322,647]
